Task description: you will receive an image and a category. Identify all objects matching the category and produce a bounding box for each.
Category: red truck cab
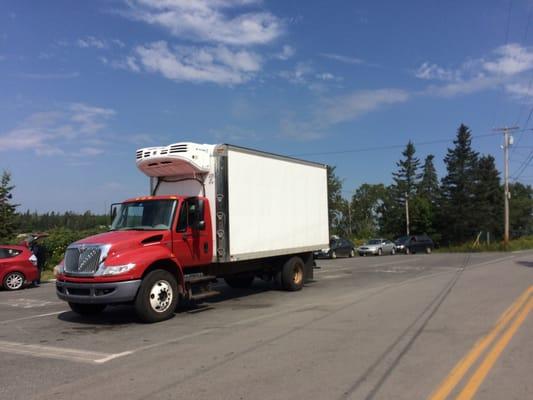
[56,195,213,322]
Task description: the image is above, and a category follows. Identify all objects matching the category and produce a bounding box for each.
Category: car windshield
[395,236,409,244]
[367,239,381,245]
[110,200,176,231]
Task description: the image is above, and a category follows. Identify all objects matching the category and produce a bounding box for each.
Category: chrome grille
[64,246,102,275]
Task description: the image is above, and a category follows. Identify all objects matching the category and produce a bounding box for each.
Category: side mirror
[194,220,206,230]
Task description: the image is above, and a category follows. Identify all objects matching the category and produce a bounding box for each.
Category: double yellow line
[428,285,533,400]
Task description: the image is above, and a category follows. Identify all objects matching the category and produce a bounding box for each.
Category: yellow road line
[428,286,532,400]
[456,296,533,400]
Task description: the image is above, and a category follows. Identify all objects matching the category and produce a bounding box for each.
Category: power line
[289,132,500,157]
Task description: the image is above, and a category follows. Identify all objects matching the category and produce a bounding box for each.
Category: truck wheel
[135,270,178,323]
[224,274,254,289]
[280,257,305,291]
[68,303,106,315]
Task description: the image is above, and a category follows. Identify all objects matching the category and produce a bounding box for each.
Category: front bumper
[56,279,141,304]
[358,248,379,255]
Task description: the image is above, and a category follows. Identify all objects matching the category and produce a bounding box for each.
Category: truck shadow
[56,279,293,325]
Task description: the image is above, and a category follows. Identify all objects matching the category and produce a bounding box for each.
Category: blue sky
[1,0,533,212]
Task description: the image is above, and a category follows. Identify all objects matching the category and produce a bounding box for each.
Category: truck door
[173,197,212,267]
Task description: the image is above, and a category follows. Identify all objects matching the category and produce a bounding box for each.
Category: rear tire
[3,272,25,291]
[135,270,178,323]
[280,257,305,291]
[224,274,254,289]
[68,302,106,315]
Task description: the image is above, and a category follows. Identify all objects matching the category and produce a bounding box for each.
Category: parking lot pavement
[0,252,531,400]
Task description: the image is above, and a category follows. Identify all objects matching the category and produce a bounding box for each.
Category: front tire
[135,270,178,323]
[3,272,25,291]
[280,257,305,291]
[68,302,106,315]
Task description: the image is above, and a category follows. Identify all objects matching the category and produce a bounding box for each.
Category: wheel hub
[149,280,173,313]
[5,273,23,290]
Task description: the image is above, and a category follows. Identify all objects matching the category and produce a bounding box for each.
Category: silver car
[358,238,396,256]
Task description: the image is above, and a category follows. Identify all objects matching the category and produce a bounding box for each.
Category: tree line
[328,124,533,245]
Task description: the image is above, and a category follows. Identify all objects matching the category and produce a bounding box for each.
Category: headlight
[99,263,136,276]
[53,260,64,277]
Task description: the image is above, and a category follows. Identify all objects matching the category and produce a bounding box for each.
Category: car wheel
[377,248,382,256]
[330,251,337,259]
[425,247,432,254]
[68,303,106,315]
[135,270,178,323]
[3,272,25,291]
[349,249,355,258]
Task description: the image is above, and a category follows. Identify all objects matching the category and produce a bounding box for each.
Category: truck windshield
[110,200,176,231]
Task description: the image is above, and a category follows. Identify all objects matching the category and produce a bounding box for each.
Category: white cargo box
[136,143,329,263]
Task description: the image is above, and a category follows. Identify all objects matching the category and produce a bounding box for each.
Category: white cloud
[320,53,364,65]
[122,0,283,46]
[275,45,295,60]
[0,103,115,156]
[76,36,126,50]
[316,72,337,81]
[414,62,460,81]
[279,62,313,84]
[415,43,533,98]
[505,82,533,98]
[131,41,261,84]
[483,44,533,76]
[319,88,409,125]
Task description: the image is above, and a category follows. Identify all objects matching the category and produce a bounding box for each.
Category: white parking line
[0,340,133,364]
[0,310,65,324]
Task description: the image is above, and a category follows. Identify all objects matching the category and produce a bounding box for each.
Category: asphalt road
[0,252,532,400]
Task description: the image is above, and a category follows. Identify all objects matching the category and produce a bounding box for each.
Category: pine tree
[327,166,347,234]
[440,124,479,244]
[0,171,19,241]
[418,155,439,204]
[473,155,502,238]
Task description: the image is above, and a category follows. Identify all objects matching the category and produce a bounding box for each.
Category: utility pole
[494,126,518,247]
[405,192,410,236]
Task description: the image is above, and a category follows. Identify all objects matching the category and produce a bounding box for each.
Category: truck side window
[176,198,205,231]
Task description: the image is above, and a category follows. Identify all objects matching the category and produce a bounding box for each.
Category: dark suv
[396,235,434,254]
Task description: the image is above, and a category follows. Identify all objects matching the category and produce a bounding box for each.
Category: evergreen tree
[473,155,502,238]
[327,166,346,234]
[0,171,19,241]
[509,182,533,237]
[418,155,439,204]
[440,124,479,243]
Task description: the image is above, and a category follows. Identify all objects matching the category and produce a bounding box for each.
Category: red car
[0,245,39,290]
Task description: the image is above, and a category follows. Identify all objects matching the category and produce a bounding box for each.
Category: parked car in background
[0,245,39,291]
[396,235,434,254]
[314,236,356,259]
[358,238,396,256]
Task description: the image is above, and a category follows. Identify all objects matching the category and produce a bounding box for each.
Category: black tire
[134,270,178,323]
[68,302,106,315]
[224,274,255,289]
[377,248,382,256]
[330,251,337,259]
[349,249,355,258]
[280,257,305,291]
[3,271,25,291]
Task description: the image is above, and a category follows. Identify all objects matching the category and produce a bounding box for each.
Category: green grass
[41,269,55,282]
[436,236,533,253]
